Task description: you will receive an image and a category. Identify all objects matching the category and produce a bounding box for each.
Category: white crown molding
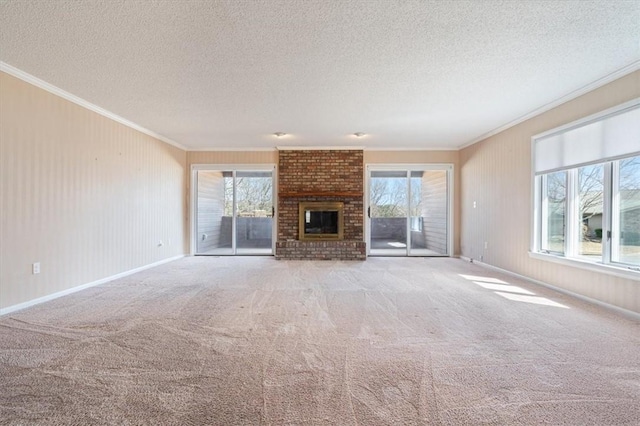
[190,146,458,152]
[5,58,637,154]
[276,146,365,150]
[458,60,640,150]
[0,61,187,151]
[364,146,457,152]
[188,146,277,152]
[531,96,640,141]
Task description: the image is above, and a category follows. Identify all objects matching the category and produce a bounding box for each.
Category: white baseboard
[0,255,185,316]
[458,256,640,322]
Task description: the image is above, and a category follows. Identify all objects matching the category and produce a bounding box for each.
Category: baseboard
[0,255,185,316]
[458,256,640,322]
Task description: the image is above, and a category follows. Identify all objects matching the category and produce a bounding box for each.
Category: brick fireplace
[275,149,366,260]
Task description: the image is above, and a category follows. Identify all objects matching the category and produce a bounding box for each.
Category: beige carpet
[1,257,639,425]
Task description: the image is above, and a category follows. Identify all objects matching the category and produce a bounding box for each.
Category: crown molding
[187,146,459,152]
[188,146,277,152]
[364,146,457,151]
[187,146,458,152]
[1,61,187,151]
[458,60,640,150]
[276,146,365,150]
[188,145,458,152]
[5,58,637,154]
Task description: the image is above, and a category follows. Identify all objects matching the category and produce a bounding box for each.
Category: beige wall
[460,70,640,313]
[364,150,459,165]
[187,150,277,166]
[0,72,188,310]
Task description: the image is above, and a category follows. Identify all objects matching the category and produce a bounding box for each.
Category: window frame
[539,171,567,255]
[530,100,640,281]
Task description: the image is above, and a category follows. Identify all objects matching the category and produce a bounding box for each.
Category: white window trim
[530,100,640,279]
[602,162,613,265]
[529,251,640,281]
[611,163,622,262]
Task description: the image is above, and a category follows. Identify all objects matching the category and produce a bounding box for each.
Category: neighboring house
[583,195,640,242]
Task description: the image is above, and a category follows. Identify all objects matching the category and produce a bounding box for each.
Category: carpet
[1,257,639,425]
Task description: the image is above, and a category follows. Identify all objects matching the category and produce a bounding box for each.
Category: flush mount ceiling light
[353,132,366,138]
[273,132,287,138]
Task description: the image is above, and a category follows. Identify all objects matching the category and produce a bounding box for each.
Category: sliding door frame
[365,163,454,257]
[190,164,277,256]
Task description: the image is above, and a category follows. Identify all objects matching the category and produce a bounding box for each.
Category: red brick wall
[278,150,363,195]
[277,150,364,256]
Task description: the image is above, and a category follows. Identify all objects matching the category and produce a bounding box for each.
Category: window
[613,157,640,265]
[577,163,604,261]
[532,100,640,273]
[541,171,566,254]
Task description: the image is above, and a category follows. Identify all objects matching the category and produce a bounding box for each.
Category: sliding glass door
[368,165,451,256]
[193,166,275,255]
[369,171,408,255]
[235,171,274,254]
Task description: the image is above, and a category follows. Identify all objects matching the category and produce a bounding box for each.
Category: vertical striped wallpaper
[5,65,636,313]
[187,150,278,166]
[1,72,187,309]
[459,70,640,313]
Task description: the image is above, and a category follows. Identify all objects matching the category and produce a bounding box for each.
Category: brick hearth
[276,149,366,260]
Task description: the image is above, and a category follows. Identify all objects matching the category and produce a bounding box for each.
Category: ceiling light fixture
[353,132,366,138]
[273,132,287,138]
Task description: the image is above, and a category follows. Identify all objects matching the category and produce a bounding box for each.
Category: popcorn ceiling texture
[1,1,638,150]
[1,256,639,424]
[276,150,365,260]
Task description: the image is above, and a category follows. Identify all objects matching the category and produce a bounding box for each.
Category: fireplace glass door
[299,202,344,240]
[368,166,450,256]
[194,167,274,255]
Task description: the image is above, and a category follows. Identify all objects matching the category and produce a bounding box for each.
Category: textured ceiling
[1,0,639,150]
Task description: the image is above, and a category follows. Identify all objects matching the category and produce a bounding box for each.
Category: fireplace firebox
[299,202,344,241]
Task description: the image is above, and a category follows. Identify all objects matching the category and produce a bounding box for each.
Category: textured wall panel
[195,171,225,252]
[0,72,187,309]
[459,70,640,313]
[187,151,277,166]
[421,171,448,253]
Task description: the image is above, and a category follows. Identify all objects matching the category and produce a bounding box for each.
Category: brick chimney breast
[275,150,366,260]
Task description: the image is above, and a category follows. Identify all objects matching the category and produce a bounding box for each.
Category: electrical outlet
[473,201,477,209]
[32,262,40,274]
[158,240,164,247]
[484,241,488,249]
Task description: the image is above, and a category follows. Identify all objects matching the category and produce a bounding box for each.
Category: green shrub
[595,228,603,238]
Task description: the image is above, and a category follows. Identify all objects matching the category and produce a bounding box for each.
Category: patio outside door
[368,166,451,256]
[193,166,275,255]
